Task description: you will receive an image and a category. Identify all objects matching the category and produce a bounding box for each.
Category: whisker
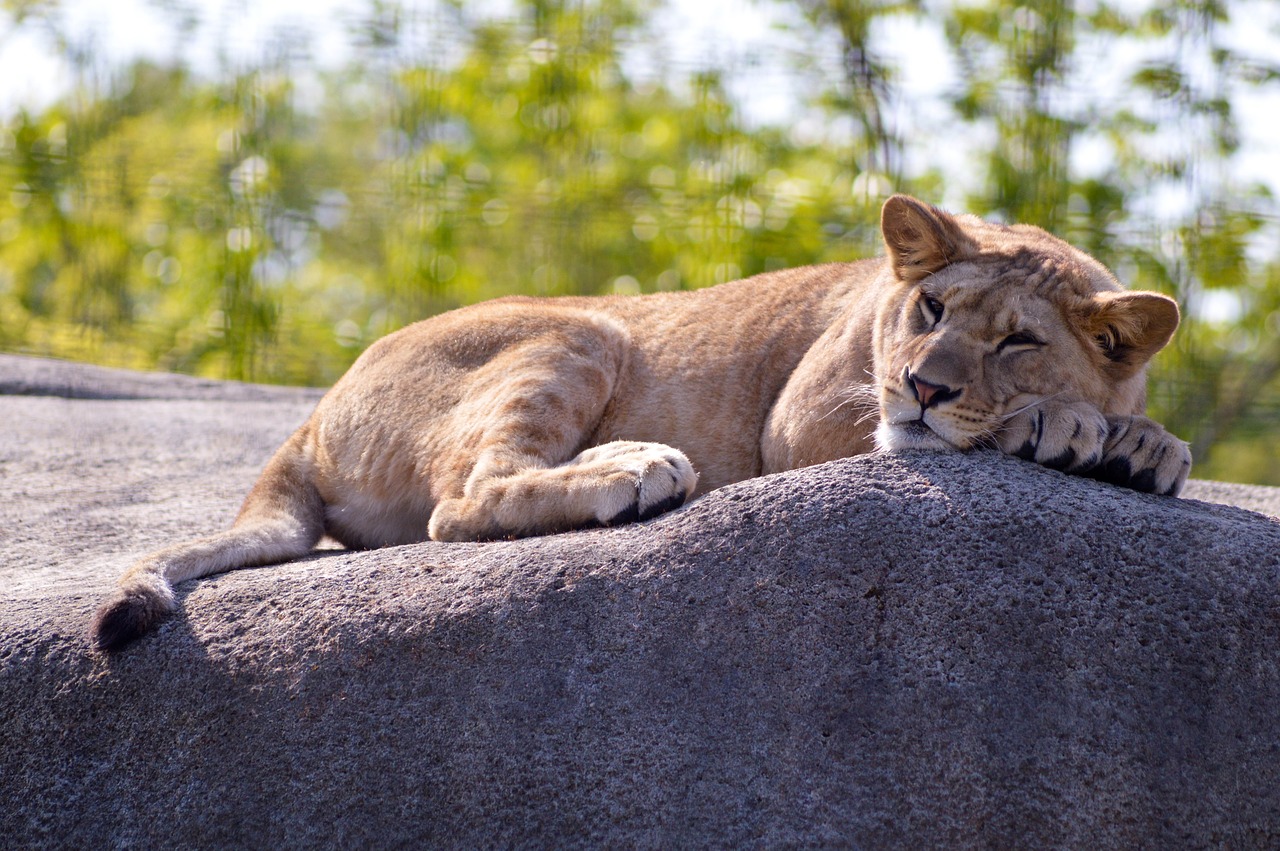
[1000,391,1064,422]
[853,407,881,427]
[973,431,1002,451]
[818,396,859,421]
[817,382,878,421]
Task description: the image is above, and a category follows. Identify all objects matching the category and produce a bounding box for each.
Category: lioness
[93,195,1190,651]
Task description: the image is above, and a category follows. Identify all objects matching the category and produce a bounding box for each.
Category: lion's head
[871,195,1180,453]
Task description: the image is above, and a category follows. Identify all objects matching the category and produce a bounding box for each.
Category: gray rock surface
[3,353,1280,848]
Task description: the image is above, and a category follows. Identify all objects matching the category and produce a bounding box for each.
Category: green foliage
[1,0,1279,483]
[1,0,887,384]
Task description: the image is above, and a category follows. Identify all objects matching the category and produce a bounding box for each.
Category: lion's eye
[921,295,944,323]
[998,331,1044,352]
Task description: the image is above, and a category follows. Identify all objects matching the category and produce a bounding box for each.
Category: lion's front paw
[578,442,698,526]
[429,441,698,541]
[1089,415,1191,496]
[997,400,1108,473]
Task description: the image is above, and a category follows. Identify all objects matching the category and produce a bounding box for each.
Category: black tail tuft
[92,591,168,652]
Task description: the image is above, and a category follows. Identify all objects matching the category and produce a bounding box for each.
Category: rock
[0,352,325,403]
[3,353,1280,848]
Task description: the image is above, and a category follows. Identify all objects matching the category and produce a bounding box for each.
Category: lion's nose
[907,371,957,409]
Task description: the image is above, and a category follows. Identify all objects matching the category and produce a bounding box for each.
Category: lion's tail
[92,428,325,652]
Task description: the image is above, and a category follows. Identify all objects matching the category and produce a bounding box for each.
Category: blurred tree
[945,0,1077,230]
[785,0,920,186]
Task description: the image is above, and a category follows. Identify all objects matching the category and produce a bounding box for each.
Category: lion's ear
[881,195,977,281]
[1087,291,1181,378]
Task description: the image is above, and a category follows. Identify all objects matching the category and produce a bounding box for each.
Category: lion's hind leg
[422,309,698,541]
[428,440,697,541]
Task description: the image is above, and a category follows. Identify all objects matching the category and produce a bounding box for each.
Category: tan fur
[91,195,1191,651]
